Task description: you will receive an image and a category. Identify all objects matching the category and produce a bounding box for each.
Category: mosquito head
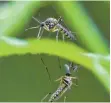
[66,73,71,76]
[40,22,45,27]
[64,64,71,76]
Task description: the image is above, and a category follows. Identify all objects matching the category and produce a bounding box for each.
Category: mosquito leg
[64,96,66,103]
[55,77,62,86]
[72,83,78,86]
[73,65,78,72]
[62,77,71,89]
[71,77,77,80]
[41,92,52,102]
[56,30,59,42]
[38,29,44,39]
[41,57,51,83]
[55,76,62,82]
[62,34,65,42]
[72,77,78,86]
[37,27,42,39]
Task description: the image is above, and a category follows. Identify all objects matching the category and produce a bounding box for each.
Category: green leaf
[0,36,109,92]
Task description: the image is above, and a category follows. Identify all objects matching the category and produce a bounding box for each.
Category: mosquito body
[25,16,76,41]
[48,74,77,102]
[41,63,78,102]
[41,17,75,41]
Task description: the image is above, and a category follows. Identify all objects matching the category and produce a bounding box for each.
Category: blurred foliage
[0,1,110,102]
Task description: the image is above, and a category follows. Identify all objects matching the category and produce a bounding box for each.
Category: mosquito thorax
[45,18,58,23]
[44,18,58,29]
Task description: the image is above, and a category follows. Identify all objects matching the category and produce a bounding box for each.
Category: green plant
[0,1,109,102]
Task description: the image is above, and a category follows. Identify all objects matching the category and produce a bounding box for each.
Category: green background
[0,1,110,102]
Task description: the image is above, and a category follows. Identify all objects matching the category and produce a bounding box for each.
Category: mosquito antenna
[57,57,61,70]
[32,16,41,24]
[41,57,51,83]
[25,25,40,31]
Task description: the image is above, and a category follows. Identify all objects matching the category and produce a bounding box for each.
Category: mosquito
[25,16,76,41]
[41,60,78,102]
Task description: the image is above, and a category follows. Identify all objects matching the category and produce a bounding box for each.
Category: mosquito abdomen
[57,24,76,41]
[48,83,68,102]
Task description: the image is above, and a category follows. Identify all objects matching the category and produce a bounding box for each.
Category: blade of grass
[0,1,40,36]
[0,36,109,92]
